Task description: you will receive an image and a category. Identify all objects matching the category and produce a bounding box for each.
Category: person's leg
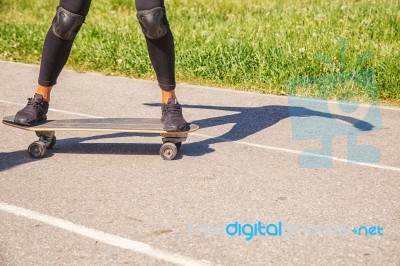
[135,0,175,95]
[135,0,189,131]
[15,0,91,125]
[38,0,92,98]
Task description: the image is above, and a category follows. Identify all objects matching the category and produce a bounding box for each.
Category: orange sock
[36,85,52,102]
[162,90,176,104]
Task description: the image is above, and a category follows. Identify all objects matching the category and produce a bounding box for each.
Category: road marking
[0,100,102,118]
[193,133,400,172]
[0,202,210,266]
[2,99,399,173]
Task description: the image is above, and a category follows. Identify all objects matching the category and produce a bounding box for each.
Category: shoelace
[165,103,183,117]
[27,97,43,109]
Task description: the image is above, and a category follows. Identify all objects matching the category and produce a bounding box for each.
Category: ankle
[36,85,52,102]
[161,90,176,104]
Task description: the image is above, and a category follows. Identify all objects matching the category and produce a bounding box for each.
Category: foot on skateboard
[161,99,190,131]
[14,94,49,126]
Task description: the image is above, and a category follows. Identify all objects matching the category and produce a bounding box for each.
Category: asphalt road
[0,61,399,266]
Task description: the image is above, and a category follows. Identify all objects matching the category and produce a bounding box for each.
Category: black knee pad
[136,7,169,39]
[52,6,85,40]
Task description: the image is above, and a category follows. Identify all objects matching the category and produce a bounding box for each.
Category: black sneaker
[161,98,190,131]
[14,94,49,126]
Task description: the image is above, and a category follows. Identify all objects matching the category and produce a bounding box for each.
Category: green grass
[0,0,399,105]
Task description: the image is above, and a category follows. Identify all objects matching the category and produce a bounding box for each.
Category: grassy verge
[0,0,399,106]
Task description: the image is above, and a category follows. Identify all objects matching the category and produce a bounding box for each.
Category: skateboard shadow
[0,133,172,173]
[0,103,374,172]
[144,103,374,157]
[0,150,55,173]
[53,133,172,157]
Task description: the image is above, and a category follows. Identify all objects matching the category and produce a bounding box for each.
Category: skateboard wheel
[160,142,178,160]
[28,141,47,159]
[47,135,57,150]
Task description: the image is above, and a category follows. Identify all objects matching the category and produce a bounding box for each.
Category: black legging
[39,0,175,90]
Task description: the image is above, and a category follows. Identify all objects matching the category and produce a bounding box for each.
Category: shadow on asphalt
[0,104,374,172]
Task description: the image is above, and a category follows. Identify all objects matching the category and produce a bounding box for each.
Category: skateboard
[2,116,199,160]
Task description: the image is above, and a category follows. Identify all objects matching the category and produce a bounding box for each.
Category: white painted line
[2,99,399,173]
[192,133,400,172]
[0,202,210,266]
[192,133,302,155]
[0,100,103,118]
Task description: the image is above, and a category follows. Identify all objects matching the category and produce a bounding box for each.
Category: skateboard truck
[160,132,188,160]
[28,131,57,158]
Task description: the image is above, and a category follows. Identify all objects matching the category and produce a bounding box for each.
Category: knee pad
[52,6,85,40]
[136,7,169,39]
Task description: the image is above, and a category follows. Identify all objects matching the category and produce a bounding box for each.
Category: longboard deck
[2,116,199,134]
[2,116,198,160]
